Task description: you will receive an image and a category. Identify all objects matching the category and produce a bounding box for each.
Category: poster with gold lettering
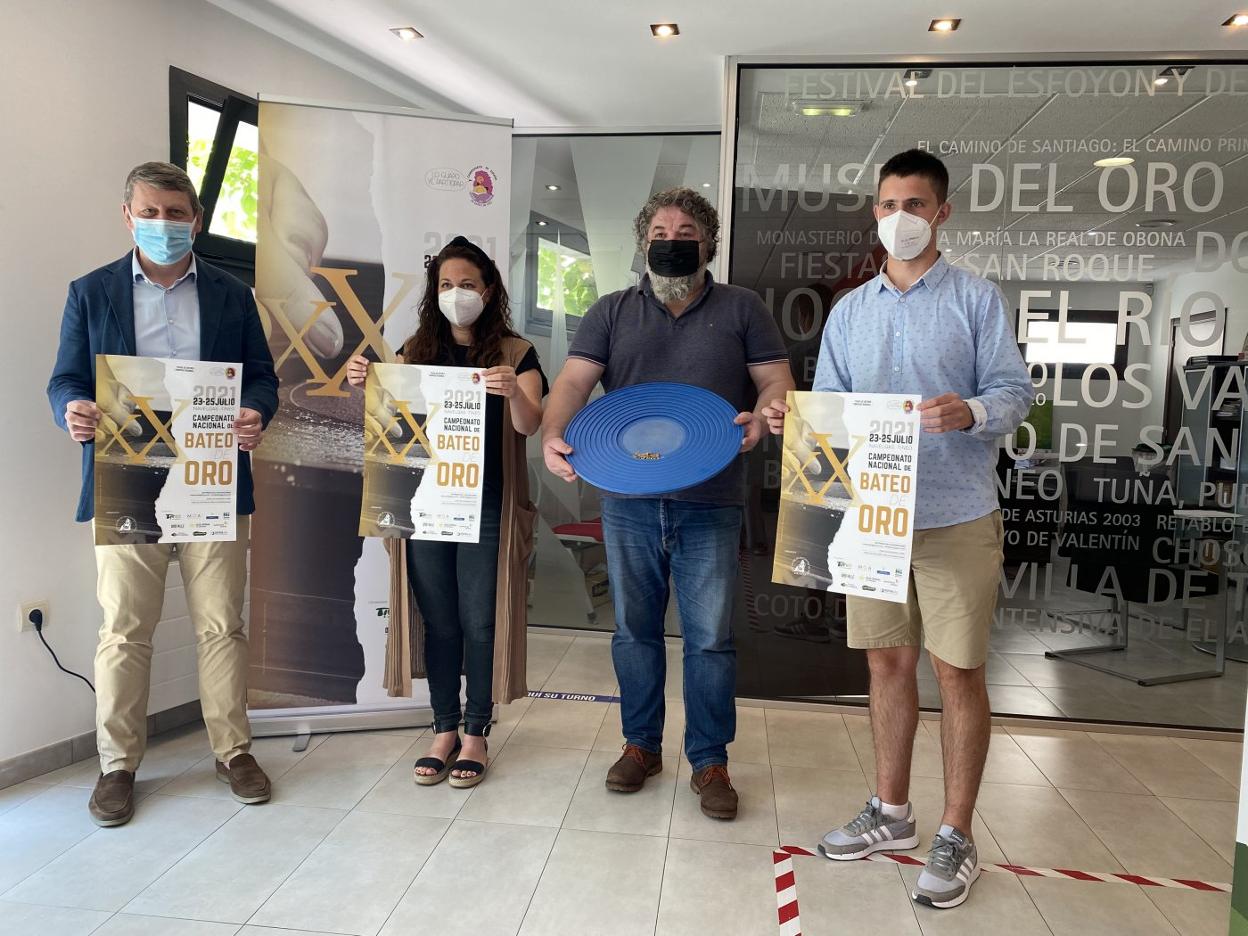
[359,362,485,542]
[94,354,241,546]
[772,391,921,603]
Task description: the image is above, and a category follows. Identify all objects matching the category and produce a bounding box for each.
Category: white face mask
[438,287,485,327]
[877,208,940,261]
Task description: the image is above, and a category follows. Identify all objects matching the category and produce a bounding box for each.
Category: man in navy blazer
[48,162,279,827]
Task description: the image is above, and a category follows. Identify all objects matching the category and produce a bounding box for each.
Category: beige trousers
[94,516,251,773]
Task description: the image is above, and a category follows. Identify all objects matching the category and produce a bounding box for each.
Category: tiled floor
[0,631,1240,936]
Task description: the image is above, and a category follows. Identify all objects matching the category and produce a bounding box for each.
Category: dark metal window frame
[168,67,259,282]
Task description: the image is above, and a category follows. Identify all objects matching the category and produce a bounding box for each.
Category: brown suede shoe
[89,770,135,827]
[690,764,738,820]
[215,753,271,804]
[605,744,663,792]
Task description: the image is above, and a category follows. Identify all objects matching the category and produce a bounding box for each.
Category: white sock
[880,799,908,820]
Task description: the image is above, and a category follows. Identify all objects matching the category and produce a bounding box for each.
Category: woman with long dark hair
[347,237,545,787]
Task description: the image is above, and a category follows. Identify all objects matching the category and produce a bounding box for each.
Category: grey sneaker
[817,796,919,860]
[912,825,979,909]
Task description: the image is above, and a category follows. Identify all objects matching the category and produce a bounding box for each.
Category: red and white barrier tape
[773,849,802,936]
[775,845,1230,893]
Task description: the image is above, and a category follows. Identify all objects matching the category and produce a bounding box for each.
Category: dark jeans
[599,497,742,771]
[406,499,501,735]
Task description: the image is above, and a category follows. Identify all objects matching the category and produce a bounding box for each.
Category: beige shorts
[846,511,1004,670]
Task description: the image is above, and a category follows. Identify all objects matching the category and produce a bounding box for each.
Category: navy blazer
[47,252,279,523]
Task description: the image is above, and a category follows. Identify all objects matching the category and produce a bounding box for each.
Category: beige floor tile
[1059,788,1232,881]
[1091,733,1239,801]
[456,744,589,827]
[663,643,683,701]
[1022,876,1179,935]
[39,726,211,796]
[905,775,1008,865]
[250,810,449,935]
[271,731,414,811]
[562,751,677,837]
[381,820,556,936]
[0,900,110,936]
[669,760,777,847]
[541,636,616,693]
[489,696,532,750]
[765,709,857,770]
[0,786,104,894]
[91,916,239,935]
[1008,728,1151,793]
[525,631,575,688]
[1173,737,1242,788]
[519,829,667,936]
[772,764,870,848]
[655,838,778,936]
[508,698,609,750]
[974,782,1123,870]
[0,781,56,817]
[898,865,1051,936]
[3,794,239,912]
[795,858,922,934]
[123,803,345,923]
[1160,795,1238,865]
[728,705,770,766]
[1144,886,1234,936]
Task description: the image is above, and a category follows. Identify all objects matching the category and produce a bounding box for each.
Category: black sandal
[413,738,462,786]
[448,738,488,789]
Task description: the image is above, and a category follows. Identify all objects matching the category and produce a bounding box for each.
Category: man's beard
[649,266,704,304]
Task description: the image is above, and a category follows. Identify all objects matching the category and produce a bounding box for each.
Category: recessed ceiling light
[1224,13,1248,25]
[650,23,679,37]
[929,18,961,32]
[1155,65,1192,86]
[389,26,423,40]
[793,100,862,117]
[1094,156,1135,168]
[545,184,560,191]
[904,68,932,87]
[1137,218,1178,228]
[701,182,712,188]
[1154,76,1169,86]
[536,220,548,226]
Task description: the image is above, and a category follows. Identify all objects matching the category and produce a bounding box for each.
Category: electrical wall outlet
[18,601,48,633]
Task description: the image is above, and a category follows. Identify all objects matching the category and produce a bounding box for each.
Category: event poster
[94,354,240,546]
[249,97,510,712]
[359,362,486,542]
[772,391,921,603]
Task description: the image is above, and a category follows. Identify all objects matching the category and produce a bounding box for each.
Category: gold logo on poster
[366,401,442,462]
[97,397,190,462]
[791,433,866,503]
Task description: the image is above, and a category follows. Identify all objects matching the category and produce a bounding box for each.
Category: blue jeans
[406,501,501,736]
[599,497,741,771]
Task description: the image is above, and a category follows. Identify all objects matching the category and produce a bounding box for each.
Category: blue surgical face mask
[131,217,195,265]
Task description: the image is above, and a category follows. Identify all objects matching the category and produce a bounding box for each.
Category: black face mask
[647,239,701,277]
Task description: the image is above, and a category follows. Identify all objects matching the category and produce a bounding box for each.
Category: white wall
[0,0,417,766]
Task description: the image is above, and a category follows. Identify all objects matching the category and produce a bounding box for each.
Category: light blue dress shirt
[131,250,201,360]
[814,255,1032,530]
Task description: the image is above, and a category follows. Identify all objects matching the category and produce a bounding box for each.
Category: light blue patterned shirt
[814,255,1032,529]
[132,250,200,360]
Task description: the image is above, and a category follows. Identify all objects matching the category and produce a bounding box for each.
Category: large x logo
[792,433,866,504]
[366,402,441,463]
[261,269,421,398]
[97,397,190,463]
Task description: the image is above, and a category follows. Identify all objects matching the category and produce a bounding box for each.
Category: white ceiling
[210,0,1248,127]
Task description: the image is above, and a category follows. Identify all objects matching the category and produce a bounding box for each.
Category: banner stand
[247,94,513,739]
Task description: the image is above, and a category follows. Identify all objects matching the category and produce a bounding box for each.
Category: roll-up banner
[248,96,512,734]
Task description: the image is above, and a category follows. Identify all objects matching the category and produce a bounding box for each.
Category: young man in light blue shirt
[765,149,1032,909]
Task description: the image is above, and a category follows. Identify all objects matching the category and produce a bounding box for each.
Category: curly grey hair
[124,161,202,217]
[632,187,720,263]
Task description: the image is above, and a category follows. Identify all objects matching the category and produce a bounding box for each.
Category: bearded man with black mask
[542,188,793,821]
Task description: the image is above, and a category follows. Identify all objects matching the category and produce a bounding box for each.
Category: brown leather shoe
[215,753,272,804]
[605,744,663,792]
[89,770,135,827]
[690,764,738,820]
